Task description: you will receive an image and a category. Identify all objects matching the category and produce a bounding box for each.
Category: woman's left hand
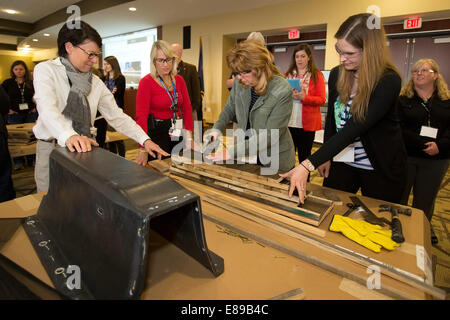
[279,164,309,204]
[423,141,439,156]
[112,87,117,94]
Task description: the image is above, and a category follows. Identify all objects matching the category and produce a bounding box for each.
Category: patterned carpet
[10,139,450,293]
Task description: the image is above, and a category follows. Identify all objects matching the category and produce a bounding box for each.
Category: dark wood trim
[32,0,135,33]
[384,19,450,35]
[0,18,33,37]
[0,43,17,51]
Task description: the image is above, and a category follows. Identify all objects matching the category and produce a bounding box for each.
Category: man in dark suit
[171,44,202,128]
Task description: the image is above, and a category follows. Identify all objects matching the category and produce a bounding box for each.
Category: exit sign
[288,29,300,39]
[404,18,422,30]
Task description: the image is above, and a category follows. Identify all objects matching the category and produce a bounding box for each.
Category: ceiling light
[32,39,39,42]
[129,7,137,11]
[3,9,18,14]
[43,33,50,37]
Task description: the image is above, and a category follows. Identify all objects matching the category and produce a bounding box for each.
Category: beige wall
[0,53,35,83]
[161,0,450,122]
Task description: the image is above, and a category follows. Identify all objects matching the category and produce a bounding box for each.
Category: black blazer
[309,66,406,183]
[112,75,126,109]
[398,93,450,159]
[177,61,201,113]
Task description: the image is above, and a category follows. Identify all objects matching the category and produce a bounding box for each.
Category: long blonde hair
[227,40,281,95]
[400,58,450,100]
[335,13,399,122]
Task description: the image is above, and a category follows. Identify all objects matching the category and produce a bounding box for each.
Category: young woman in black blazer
[281,13,407,204]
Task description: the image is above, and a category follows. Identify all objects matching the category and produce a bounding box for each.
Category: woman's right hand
[292,89,302,100]
[135,149,149,166]
[204,129,220,143]
[318,161,331,178]
[8,109,16,115]
[66,134,99,152]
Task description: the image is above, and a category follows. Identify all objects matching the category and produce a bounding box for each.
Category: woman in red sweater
[284,44,326,165]
[135,40,193,164]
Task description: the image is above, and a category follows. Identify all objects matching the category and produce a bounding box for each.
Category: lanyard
[158,76,179,120]
[420,99,432,127]
[16,80,25,103]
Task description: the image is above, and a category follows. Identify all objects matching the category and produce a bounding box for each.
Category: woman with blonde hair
[207,39,295,172]
[281,13,406,204]
[398,58,450,244]
[135,40,193,164]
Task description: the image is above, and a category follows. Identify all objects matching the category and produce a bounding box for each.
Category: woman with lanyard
[135,40,194,165]
[2,60,37,170]
[398,58,450,244]
[284,44,326,173]
[281,13,406,205]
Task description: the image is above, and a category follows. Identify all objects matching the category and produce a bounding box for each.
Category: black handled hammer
[378,204,411,243]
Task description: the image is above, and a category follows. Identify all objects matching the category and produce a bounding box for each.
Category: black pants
[109,141,125,157]
[94,118,108,148]
[147,119,183,161]
[323,161,405,203]
[0,134,15,202]
[289,127,315,164]
[400,156,449,221]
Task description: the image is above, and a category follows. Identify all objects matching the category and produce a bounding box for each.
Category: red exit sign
[404,18,422,30]
[288,29,300,39]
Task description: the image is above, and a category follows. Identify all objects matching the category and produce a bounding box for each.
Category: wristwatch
[301,159,315,172]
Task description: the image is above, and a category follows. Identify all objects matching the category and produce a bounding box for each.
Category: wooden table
[0,178,444,300]
[8,131,130,158]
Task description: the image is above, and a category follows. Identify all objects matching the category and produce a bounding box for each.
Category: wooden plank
[171,174,326,237]
[172,163,302,204]
[170,167,324,223]
[186,162,289,191]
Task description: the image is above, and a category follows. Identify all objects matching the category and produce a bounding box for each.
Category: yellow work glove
[329,214,400,253]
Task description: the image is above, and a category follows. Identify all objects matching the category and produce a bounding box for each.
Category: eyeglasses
[335,44,361,58]
[412,69,435,75]
[236,70,252,76]
[76,46,102,60]
[155,58,174,64]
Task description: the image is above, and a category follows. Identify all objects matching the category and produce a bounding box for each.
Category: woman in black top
[1,60,37,169]
[398,58,450,244]
[103,56,126,157]
[281,13,406,204]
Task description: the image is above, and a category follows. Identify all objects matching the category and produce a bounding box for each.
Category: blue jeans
[7,112,38,167]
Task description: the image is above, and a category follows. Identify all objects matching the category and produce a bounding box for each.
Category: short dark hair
[57,21,102,57]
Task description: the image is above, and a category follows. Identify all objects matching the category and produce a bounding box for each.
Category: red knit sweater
[136,74,193,137]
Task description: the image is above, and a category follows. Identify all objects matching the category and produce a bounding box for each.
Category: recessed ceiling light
[129,7,137,11]
[3,9,18,14]
[32,39,39,42]
[43,33,50,37]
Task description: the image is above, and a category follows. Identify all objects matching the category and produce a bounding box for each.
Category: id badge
[333,145,355,162]
[420,126,438,139]
[175,118,183,130]
[169,121,182,138]
[19,103,29,110]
